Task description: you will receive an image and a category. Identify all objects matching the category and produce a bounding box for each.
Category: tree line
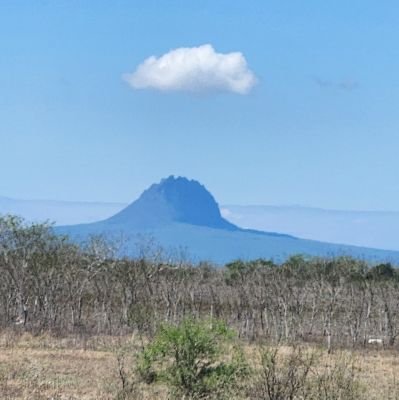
[1,215,399,350]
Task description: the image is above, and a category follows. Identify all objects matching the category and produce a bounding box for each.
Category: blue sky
[1,0,399,210]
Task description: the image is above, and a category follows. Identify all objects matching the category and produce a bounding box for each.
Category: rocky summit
[106,176,237,230]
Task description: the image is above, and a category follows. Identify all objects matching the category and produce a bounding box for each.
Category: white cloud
[123,44,257,95]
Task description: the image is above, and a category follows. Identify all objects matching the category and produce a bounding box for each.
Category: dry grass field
[0,331,161,400]
[1,331,399,399]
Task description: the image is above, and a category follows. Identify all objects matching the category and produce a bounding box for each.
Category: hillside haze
[221,205,399,251]
[0,196,124,225]
[2,194,399,251]
[56,176,399,264]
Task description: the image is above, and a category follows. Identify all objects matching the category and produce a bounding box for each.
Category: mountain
[107,176,237,230]
[3,189,399,253]
[55,176,399,264]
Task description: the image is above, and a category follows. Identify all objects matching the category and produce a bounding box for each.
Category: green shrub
[138,318,247,399]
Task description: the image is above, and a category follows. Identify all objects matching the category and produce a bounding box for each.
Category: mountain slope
[221,205,399,251]
[55,176,399,264]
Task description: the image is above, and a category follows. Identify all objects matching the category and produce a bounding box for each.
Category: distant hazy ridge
[2,187,399,252]
[50,176,399,264]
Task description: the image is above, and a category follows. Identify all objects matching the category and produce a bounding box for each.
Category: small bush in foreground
[249,345,362,400]
[138,318,247,399]
[311,352,362,400]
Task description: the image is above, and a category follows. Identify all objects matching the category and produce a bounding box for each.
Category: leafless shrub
[248,345,363,400]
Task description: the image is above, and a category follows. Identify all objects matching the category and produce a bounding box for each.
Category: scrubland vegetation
[2,215,399,399]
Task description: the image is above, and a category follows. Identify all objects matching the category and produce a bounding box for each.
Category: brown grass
[1,331,399,399]
[0,331,168,400]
